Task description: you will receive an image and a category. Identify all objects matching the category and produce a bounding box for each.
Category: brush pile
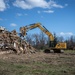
[0,26,36,54]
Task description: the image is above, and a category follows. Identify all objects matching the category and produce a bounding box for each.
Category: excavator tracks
[44,49,64,53]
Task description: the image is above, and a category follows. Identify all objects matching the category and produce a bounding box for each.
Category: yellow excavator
[20,23,67,53]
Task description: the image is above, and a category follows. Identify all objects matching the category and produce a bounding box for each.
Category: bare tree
[32,33,40,48]
[26,34,33,45]
[57,36,64,42]
[31,31,48,49]
[65,36,75,50]
[39,31,47,49]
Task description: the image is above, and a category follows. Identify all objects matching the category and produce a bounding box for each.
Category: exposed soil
[0,50,75,75]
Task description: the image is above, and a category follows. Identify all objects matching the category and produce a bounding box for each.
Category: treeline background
[25,31,75,50]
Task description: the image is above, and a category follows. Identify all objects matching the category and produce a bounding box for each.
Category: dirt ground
[0,50,75,75]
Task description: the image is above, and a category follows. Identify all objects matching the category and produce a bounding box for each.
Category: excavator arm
[20,23,54,41]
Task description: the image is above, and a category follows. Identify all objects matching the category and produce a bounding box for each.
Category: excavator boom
[20,23,54,41]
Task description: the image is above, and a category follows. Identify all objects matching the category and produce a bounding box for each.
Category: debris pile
[0,26,36,54]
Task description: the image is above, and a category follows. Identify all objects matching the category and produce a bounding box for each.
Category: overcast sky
[0,0,75,37]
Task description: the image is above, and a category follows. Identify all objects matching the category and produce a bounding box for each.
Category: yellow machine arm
[20,23,54,41]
